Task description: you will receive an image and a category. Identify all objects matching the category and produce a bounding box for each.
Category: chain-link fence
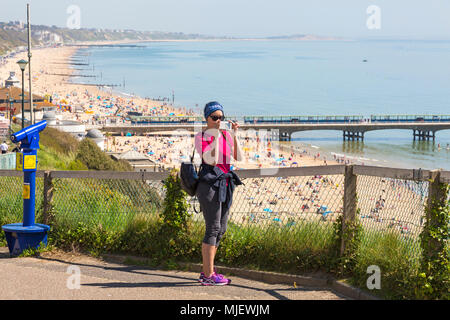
[39,171,166,232]
[356,174,428,263]
[0,165,448,264]
[0,172,44,225]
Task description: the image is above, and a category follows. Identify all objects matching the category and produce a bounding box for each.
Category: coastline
[71,36,351,47]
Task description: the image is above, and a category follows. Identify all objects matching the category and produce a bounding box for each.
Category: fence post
[341,165,357,258]
[42,170,54,225]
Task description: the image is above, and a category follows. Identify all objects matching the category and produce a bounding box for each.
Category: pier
[96,114,450,141]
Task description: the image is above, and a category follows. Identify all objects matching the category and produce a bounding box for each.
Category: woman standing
[194,101,244,286]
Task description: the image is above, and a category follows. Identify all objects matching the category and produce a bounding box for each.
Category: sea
[73,39,450,170]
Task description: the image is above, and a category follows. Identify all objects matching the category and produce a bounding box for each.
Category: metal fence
[0,165,448,262]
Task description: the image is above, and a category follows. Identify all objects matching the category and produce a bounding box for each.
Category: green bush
[76,138,132,171]
[156,169,196,260]
[417,183,449,300]
[66,159,88,171]
[329,214,363,276]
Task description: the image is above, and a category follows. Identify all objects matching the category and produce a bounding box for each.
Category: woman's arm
[233,132,244,162]
[230,122,244,162]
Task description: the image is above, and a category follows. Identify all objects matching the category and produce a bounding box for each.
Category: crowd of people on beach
[232,174,344,225]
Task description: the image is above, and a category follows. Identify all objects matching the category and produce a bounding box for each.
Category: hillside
[9,123,132,171]
[0,21,225,55]
[0,21,344,56]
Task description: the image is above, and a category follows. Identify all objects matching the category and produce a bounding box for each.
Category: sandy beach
[0,45,427,239]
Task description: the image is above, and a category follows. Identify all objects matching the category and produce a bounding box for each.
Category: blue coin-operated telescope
[2,120,50,256]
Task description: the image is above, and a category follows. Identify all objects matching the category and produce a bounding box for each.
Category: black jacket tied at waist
[198,163,244,211]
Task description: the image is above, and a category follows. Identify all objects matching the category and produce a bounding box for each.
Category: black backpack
[179,146,200,197]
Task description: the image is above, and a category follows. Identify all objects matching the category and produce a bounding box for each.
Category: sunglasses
[210,115,225,121]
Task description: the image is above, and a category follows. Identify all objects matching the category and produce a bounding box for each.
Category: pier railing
[0,165,448,295]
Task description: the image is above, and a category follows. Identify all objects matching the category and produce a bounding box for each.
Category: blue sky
[2,0,450,39]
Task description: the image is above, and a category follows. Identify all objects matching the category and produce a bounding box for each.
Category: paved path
[0,247,349,300]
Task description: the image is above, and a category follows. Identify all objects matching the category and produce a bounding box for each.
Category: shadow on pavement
[35,254,332,300]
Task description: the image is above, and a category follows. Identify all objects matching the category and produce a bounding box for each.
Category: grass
[349,229,422,299]
[37,144,77,170]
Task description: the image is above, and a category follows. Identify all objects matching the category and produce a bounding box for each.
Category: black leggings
[196,181,231,247]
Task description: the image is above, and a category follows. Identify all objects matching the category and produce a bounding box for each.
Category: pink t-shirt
[195,130,233,175]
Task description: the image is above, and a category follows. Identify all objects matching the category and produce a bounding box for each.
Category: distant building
[0,86,54,117]
[34,30,63,45]
[5,72,20,88]
[47,119,86,140]
[85,129,105,150]
[110,150,159,171]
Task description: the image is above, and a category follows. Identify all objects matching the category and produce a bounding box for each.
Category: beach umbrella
[323,211,332,217]
[263,208,273,213]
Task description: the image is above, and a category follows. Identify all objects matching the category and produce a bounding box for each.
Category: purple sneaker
[199,268,223,282]
[201,272,231,286]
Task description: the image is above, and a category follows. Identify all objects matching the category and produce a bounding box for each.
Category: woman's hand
[230,121,239,132]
